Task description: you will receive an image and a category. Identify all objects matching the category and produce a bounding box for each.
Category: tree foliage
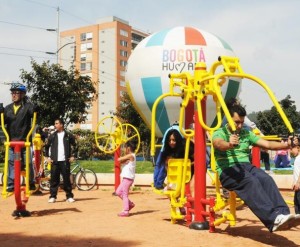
[256,95,300,136]
[20,60,98,127]
[71,129,111,160]
[114,92,151,158]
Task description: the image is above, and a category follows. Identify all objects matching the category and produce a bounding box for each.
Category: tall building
[59,16,149,130]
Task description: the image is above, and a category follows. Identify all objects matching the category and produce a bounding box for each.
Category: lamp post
[46,41,76,64]
[46,6,60,63]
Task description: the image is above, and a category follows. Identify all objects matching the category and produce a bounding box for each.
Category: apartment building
[59,16,149,130]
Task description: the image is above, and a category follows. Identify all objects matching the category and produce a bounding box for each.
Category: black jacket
[45,130,77,162]
[4,99,35,141]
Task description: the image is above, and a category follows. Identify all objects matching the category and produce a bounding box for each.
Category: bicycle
[39,160,97,191]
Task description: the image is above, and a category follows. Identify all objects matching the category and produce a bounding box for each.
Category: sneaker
[129,203,135,211]
[6,187,14,193]
[66,198,75,203]
[118,211,129,217]
[272,214,295,232]
[29,184,36,191]
[48,197,56,203]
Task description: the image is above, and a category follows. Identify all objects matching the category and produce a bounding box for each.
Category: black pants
[220,163,290,232]
[261,152,270,171]
[295,190,300,214]
[50,161,73,199]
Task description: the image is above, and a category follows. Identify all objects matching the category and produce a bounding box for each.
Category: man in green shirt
[212,101,299,232]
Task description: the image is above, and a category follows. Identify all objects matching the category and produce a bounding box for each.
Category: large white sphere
[126,26,241,137]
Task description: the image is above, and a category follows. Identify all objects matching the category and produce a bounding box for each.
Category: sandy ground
[0,186,299,247]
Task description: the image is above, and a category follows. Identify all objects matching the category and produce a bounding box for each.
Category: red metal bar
[114,147,121,190]
[10,141,26,211]
[252,146,261,168]
[193,99,207,222]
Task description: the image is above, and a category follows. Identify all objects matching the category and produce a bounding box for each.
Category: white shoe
[48,197,56,203]
[66,198,75,203]
[272,214,295,232]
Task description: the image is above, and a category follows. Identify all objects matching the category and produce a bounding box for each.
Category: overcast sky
[0,0,299,113]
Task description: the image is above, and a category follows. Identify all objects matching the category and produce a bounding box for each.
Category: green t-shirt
[212,125,260,175]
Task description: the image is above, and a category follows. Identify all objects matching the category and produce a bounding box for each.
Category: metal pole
[56,6,60,64]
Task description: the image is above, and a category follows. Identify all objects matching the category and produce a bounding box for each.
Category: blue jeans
[153,152,166,189]
[8,147,35,189]
[274,154,290,168]
[219,163,290,232]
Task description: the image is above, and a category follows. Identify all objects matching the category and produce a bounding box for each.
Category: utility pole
[56,6,60,64]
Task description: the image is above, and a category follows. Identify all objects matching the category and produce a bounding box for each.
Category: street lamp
[46,41,76,63]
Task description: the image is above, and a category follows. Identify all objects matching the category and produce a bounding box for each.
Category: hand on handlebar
[229,134,239,147]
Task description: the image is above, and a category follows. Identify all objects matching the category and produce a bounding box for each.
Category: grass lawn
[0,160,155,174]
[0,161,292,175]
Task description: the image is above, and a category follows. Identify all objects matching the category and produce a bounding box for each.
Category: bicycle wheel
[39,169,51,191]
[75,168,97,191]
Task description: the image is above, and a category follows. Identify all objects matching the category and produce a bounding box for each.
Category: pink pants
[116,178,134,211]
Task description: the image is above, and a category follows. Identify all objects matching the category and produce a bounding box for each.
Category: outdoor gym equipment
[151,56,294,232]
[95,116,140,189]
[0,103,38,217]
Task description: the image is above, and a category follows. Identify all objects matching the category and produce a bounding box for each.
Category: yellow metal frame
[1,112,37,198]
[95,116,141,154]
[150,56,294,228]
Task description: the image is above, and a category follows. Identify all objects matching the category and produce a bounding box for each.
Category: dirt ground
[0,186,299,247]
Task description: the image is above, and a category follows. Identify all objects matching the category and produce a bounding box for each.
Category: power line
[0,20,53,31]
[22,0,56,9]
[0,46,51,54]
[0,51,57,60]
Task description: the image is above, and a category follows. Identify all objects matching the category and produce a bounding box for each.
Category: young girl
[115,141,136,217]
[291,145,300,214]
[154,128,186,189]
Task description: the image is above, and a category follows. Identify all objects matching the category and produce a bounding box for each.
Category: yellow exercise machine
[151,56,294,232]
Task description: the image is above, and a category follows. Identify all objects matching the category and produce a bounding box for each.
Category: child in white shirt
[115,141,136,217]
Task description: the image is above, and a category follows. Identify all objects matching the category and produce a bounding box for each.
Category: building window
[120,40,128,47]
[81,44,87,52]
[120,71,125,77]
[81,43,92,51]
[86,42,93,50]
[120,29,128,37]
[80,54,86,61]
[86,32,93,40]
[80,63,86,71]
[86,62,92,71]
[120,50,128,57]
[120,60,127,67]
[120,81,126,87]
[81,32,93,41]
[80,33,86,41]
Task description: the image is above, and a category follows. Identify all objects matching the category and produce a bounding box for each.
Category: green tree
[256,95,300,136]
[20,60,98,127]
[71,129,111,160]
[114,92,151,159]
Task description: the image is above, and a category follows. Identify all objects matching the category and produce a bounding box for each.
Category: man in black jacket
[4,83,36,192]
[44,118,77,203]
